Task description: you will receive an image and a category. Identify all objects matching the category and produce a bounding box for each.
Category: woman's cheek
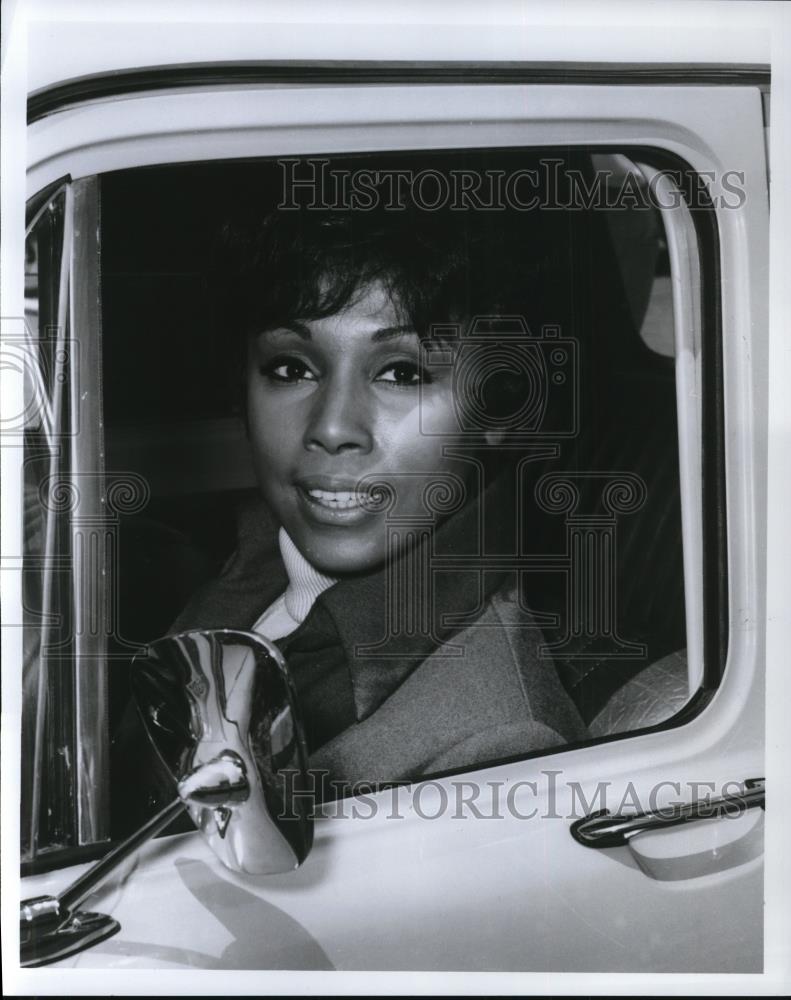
[401,387,462,446]
[248,394,298,474]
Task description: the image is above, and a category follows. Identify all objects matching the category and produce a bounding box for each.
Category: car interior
[98,150,688,836]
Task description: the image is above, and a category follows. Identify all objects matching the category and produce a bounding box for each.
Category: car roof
[26,1,771,99]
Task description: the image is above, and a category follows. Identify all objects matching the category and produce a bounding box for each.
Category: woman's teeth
[307,488,367,509]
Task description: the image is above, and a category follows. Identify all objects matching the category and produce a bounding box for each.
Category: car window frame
[20,79,766,871]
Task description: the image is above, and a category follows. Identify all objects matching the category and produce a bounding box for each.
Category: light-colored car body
[2,1,789,992]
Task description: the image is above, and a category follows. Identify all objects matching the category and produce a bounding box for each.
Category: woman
[170,194,587,790]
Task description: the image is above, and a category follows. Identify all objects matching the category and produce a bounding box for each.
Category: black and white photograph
[2,0,790,994]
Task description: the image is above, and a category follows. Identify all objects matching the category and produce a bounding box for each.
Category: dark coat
[171,484,587,786]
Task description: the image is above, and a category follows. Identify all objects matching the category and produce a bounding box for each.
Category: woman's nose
[303,378,374,455]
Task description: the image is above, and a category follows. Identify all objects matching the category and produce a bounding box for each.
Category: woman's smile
[304,489,368,510]
[295,477,379,523]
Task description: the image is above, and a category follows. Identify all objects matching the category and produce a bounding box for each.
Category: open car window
[21,147,718,856]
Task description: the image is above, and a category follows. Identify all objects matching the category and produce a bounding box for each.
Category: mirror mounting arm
[20,797,184,967]
[20,752,251,967]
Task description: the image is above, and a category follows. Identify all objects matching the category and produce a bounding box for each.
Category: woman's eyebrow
[371,324,418,342]
[282,321,312,338]
[257,321,311,339]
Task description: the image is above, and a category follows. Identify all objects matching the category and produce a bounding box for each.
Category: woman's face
[246,280,477,575]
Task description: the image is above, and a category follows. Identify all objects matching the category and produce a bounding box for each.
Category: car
[2,0,787,991]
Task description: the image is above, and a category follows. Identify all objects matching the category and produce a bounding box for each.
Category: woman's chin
[293,529,388,578]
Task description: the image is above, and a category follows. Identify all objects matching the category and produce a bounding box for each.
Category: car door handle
[570,777,765,849]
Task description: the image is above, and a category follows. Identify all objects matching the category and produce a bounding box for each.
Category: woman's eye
[376,361,431,388]
[260,357,317,384]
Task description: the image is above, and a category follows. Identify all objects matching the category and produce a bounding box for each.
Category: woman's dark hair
[215,199,538,341]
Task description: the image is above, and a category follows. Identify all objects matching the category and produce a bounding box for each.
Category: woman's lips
[296,484,376,524]
[305,487,368,510]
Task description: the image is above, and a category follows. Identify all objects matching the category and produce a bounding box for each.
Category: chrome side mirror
[21,629,312,967]
[132,628,313,875]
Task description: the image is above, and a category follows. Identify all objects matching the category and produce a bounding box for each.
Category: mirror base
[21,910,120,967]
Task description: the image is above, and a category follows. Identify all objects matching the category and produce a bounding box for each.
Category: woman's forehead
[279,277,415,334]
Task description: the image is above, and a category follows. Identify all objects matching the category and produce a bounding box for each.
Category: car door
[16,75,768,973]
